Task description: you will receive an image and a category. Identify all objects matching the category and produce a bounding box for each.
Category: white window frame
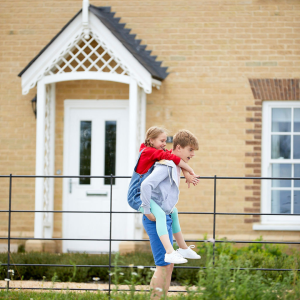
[254,101,300,231]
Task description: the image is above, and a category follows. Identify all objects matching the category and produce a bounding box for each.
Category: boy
[141,129,199,299]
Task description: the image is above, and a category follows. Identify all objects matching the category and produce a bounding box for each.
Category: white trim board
[253,224,300,231]
[256,101,300,231]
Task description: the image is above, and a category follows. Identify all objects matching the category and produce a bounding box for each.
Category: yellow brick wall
[1,0,300,249]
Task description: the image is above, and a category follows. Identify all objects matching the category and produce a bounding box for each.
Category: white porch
[18,0,167,252]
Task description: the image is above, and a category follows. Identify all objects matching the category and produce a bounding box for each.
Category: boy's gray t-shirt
[140,160,180,215]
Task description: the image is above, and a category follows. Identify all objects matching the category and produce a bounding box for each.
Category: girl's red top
[135,143,181,174]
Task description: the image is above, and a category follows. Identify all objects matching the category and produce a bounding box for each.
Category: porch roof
[18,5,168,81]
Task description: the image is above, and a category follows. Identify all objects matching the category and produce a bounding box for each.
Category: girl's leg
[171,208,201,259]
[171,207,188,249]
[150,200,174,254]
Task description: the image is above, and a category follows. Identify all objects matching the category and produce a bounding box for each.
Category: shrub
[0,236,299,287]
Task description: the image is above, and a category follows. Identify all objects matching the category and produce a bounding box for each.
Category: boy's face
[174,145,195,163]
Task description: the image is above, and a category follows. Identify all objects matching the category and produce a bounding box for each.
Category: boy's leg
[150,264,174,300]
[142,214,175,298]
[150,200,174,254]
[171,207,188,249]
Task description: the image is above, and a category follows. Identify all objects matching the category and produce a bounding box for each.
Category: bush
[196,236,300,285]
[0,250,204,284]
[0,236,299,287]
[181,241,300,300]
[1,240,300,300]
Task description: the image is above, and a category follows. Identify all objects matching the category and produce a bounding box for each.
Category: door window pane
[295,165,300,188]
[271,164,291,188]
[104,121,117,185]
[294,191,300,214]
[294,108,300,132]
[272,108,291,132]
[271,135,291,159]
[271,190,291,214]
[294,136,300,159]
[79,121,92,185]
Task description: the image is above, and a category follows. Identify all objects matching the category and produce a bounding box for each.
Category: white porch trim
[34,81,46,238]
[21,10,153,95]
[128,78,139,171]
[35,82,56,239]
[41,72,131,86]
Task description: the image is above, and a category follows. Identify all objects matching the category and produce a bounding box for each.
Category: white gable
[20,9,153,95]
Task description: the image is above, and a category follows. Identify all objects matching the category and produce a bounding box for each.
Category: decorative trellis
[44,31,129,77]
[42,84,52,235]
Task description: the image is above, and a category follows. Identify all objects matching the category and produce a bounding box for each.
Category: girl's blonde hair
[144,126,168,147]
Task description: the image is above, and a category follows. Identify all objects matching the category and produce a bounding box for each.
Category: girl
[127,126,200,263]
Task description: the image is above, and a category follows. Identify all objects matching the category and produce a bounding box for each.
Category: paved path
[0,280,194,295]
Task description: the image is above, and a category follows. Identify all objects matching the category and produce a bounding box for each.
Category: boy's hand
[185,173,200,188]
[145,213,156,221]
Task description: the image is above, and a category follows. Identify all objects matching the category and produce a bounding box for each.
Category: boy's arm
[182,169,199,188]
[140,165,169,215]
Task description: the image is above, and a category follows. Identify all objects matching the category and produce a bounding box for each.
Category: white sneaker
[177,245,201,259]
[164,250,188,264]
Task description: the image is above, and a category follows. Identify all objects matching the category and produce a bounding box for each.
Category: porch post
[44,83,56,239]
[128,78,138,172]
[140,88,147,144]
[34,81,46,238]
[128,78,139,240]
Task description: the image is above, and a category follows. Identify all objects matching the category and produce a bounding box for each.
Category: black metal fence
[1,174,300,295]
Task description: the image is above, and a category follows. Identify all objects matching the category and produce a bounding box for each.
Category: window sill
[253,224,300,231]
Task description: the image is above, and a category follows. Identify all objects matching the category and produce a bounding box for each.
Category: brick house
[0,0,299,253]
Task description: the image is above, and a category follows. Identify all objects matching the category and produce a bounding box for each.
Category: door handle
[69,179,77,193]
[86,191,108,196]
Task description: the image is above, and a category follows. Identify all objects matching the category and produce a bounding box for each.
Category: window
[79,121,92,185]
[257,102,300,230]
[104,121,117,185]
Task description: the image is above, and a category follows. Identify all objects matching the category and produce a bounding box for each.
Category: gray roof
[18,5,168,80]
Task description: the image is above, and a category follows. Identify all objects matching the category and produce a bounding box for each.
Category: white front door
[63,100,129,253]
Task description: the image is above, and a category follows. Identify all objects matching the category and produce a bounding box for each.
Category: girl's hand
[185,173,200,188]
[145,213,156,221]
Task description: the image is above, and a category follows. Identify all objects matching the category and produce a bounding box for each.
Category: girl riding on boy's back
[127,126,200,264]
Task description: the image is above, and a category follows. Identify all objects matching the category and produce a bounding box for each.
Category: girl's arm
[149,148,194,172]
[182,168,199,188]
[177,159,194,174]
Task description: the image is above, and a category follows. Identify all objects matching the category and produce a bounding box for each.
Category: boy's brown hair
[173,130,199,150]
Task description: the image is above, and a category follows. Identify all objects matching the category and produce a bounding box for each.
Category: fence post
[6,174,12,291]
[213,175,217,265]
[108,174,113,297]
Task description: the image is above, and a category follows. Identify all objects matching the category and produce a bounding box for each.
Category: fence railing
[1,174,300,295]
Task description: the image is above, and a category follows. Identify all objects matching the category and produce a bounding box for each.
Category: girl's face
[150,132,167,150]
